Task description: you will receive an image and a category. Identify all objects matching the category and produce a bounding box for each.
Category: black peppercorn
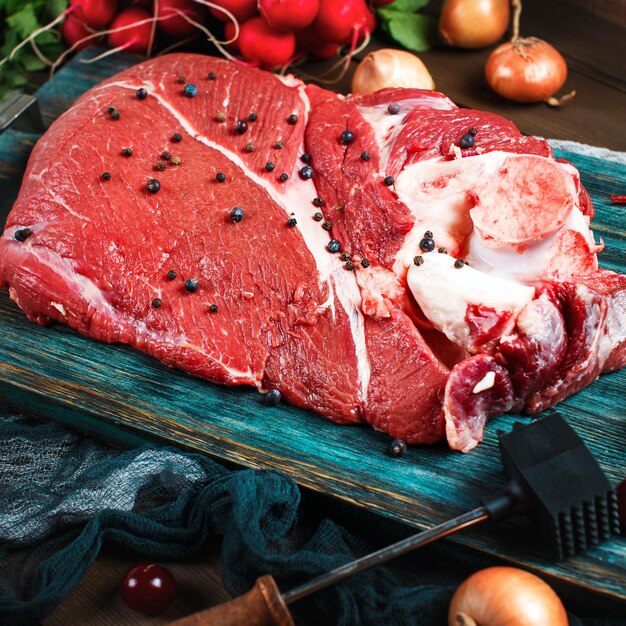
[322,221,332,231]
[287,114,298,125]
[454,259,465,269]
[388,438,407,458]
[265,162,275,172]
[146,179,161,193]
[300,153,311,163]
[313,197,323,207]
[230,206,244,222]
[344,261,355,270]
[152,298,162,308]
[275,141,283,149]
[14,227,31,242]
[327,239,341,253]
[279,173,288,182]
[155,161,166,171]
[208,72,216,80]
[287,217,297,227]
[111,110,120,120]
[209,303,218,312]
[361,258,370,268]
[340,130,354,144]
[459,134,475,149]
[161,150,171,160]
[468,127,477,136]
[167,270,177,280]
[122,147,133,157]
[216,172,226,182]
[299,166,314,180]
[177,75,186,84]
[424,230,433,238]
[387,102,401,115]
[419,237,435,252]
[101,172,111,180]
[384,176,394,186]
[340,252,351,262]
[184,278,199,293]
[136,88,148,100]
[263,389,281,406]
[313,212,323,221]
[235,119,248,134]
[248,112,257,122]
[413,255,424,266]
[361,151,370,161]
[171,133,182,142]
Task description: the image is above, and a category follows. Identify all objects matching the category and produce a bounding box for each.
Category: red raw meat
[0,55,624,452]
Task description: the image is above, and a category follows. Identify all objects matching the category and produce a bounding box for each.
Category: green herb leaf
[21,52,48,72]
[7,5,40,39]
[378,0,430,15]
[381,13,439,53]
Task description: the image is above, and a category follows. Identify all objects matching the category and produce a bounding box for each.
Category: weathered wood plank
[0,48,624,603]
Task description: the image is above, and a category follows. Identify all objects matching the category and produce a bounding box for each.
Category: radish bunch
[59,0,376,71]
[225,0,376,68]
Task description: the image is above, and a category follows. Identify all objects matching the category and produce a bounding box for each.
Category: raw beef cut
[0,54,624,452]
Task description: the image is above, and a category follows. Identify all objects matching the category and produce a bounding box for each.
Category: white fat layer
[97,79,372,401]
[357,105,404,171]
[407,253,535,349]
[50,302,66,316]
[472,371,495,394]
[6,238,254,383]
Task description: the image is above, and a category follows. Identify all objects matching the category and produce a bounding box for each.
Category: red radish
[314,0,374,44]
[62,15,93,51]
[259,0,320,32]
[239,16,296,69]
[156,0,203,37]
[70,0,118,29]
[108,8,153,54]
[296,26,339,60]
[209,0,257,23]
[224,21,240,50]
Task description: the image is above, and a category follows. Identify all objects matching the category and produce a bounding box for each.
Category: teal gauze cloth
[0,407,623,626]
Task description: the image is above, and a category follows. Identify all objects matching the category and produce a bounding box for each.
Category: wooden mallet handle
[166,575,295,626]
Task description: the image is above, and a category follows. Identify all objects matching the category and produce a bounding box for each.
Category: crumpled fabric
[0,408,623,626]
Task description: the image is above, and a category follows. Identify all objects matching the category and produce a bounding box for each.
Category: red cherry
[120,563,176,615]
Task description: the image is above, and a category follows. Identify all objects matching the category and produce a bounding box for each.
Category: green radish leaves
[0,0,68,101]
[376,0,438,53]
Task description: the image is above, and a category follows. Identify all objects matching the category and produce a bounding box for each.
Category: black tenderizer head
[482,412,620,559]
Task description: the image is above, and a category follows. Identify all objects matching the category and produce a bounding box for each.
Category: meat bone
[167,412,620,626]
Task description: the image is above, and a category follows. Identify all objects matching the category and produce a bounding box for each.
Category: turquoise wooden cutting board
[0,50,624,602]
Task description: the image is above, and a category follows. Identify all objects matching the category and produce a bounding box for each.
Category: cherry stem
[511,0,523,41]
[455,612,479,626]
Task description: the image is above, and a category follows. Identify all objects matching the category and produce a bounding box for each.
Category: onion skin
[485,38,568,103]
[352,49,435,94]
[448,567,568,626]
[439,0,510,49]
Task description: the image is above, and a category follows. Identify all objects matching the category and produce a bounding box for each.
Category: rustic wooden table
[15,0,624,623]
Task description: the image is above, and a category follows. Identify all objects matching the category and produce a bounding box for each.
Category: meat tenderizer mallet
[167,412,621,626]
